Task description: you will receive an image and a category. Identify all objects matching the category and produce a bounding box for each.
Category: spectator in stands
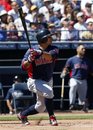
[68,21,79,41]
[36,13,46,24]
[7,15,14,24]
[0,25,7,41]
[48,23,55,32]
[15,0,23,7]
[39,0,52,21]
[57,0,69,15]
[35,13,48,30]
[52,4,62,28]
[48,23,59,41]
[71,7,80,24]
[0,10,8,41]
[22,0,33,14]
[0,0,12,11]
[81,0,92,12]
[48,4,55,22]
[63,2,74,20]
[30,4,39,22]
[5,75,23,114]
[74,11,87,40]
[51,0,63,15]
[86,12,93,23]
[0,5,4,12]
[0,9,8,25]
[81,19,93,40]
[14,8,32,40]
[30,0,43,8]
[60,17,71,41]
[70,0,80,9]
[82,2,93,19]
[6,22,19,41]
[8,1,19,20]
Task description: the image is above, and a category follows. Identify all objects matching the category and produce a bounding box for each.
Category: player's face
[77,45,86,56]
[40,36,52,49]
[47,36,52,45]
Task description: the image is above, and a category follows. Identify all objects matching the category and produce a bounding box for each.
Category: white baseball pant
[27,78,54,112]
[69,78,87,105]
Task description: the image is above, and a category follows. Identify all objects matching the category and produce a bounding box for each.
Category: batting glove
[28,49,43,62]
[60,71,69,78]
[60,73,66,78]
[35,49,43,56]
[30,49,43,57]
[28,53,35,63]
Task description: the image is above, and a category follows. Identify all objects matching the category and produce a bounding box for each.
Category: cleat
[17,113,30,125]
[69,105,75,110]
[49,115,58,126]
[82,105,88,113]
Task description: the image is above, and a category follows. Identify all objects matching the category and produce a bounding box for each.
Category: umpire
[17,29,59,126]
[61,44,93,112]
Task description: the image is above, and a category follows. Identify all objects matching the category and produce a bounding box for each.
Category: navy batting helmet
[36,29,52,44]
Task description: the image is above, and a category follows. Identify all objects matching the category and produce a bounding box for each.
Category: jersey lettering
[74,63,88,70]
[35,57,52,66]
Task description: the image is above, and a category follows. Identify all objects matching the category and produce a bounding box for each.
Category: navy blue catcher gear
[36,29,52,44]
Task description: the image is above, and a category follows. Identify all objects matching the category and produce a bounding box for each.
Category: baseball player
[6,75,23,114]
[61,44,93,112]
[17,29,59,126]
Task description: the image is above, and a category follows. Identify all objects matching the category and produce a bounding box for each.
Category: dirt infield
[0,111,93,130]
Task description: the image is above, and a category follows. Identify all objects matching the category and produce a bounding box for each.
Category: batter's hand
[30,49,43,56]
[60,72,66,78]
[60,71,69,78]
[28,49,43,62]
[28,53,35,63]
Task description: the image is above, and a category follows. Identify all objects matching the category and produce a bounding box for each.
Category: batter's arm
[60,67,69,78]
[42,48,59,61]
[6,99,14,113]
[22,60,31,69]
[21,49,32,70]
[60,58,71,78]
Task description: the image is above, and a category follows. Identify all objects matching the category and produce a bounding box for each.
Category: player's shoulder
[68,55,76,60]
[66,56,77,64]
[8,87,13,93]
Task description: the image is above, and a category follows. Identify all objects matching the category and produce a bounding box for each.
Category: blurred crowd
[0,0,93,41]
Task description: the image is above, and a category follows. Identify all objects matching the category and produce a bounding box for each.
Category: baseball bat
[18,7,31,49]
[60,78,65,110]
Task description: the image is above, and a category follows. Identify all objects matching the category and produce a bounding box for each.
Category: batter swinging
[17,29,59,126]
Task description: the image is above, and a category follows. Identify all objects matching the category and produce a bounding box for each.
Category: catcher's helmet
[36,29,52,43]
[13,75,21,82]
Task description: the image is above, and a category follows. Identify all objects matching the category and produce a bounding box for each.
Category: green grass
[0,114,93,121]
